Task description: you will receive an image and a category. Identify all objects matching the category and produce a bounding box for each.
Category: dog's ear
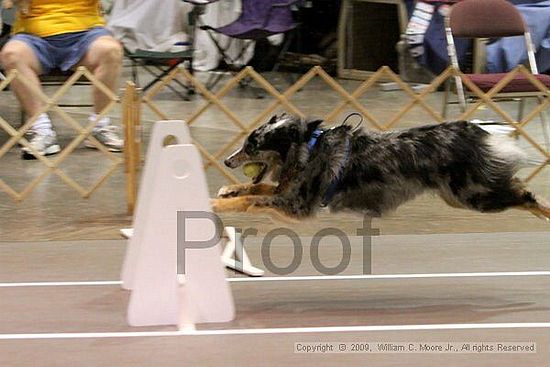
[305,119,323,136]
[268,113,293,124]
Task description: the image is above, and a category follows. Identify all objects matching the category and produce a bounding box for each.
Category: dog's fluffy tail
[485,133,527,168]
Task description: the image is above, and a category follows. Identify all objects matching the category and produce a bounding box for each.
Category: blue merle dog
[211,114,550,222]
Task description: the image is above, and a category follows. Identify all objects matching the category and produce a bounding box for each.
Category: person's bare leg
[77,35,123,151]
[0,40,59,159]
[77,35,123,113]
[0,40,45,117]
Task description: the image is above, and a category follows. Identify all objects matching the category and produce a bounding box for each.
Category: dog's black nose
[224,158,233,168]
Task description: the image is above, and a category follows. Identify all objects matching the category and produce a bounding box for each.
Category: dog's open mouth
[242,162,268,184]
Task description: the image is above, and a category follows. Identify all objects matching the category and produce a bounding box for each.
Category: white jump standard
[121,120,239,329]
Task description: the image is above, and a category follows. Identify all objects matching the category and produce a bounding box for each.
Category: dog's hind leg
[460,178,550,221]
[438,192,467,210]
[507,179,550,220]
[245,206,301,224]
[211,196,269,213]
[518,196,550,221]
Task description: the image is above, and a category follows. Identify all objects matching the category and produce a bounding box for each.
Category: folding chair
[199,0,300,91]
[443,0,550,148]
[126,47,194,100]
[126,0,224,100]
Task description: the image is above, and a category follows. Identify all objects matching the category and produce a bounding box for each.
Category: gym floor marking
[2,271,549,340]
[2,323,550,340]
[2,271,550,288]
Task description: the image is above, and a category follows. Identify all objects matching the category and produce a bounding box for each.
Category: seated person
[0,0,123,159]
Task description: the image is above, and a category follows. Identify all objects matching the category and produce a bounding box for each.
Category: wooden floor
[1,232,550,366]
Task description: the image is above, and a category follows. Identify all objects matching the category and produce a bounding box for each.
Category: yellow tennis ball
[243,162,263,178]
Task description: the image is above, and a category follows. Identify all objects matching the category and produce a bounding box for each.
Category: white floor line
[0,280,122,288]
[2,271,550,288]
[228,271,550,282]
[2,323,550,340]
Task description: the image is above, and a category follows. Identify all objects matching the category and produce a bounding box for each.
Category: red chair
[443,0,550,148]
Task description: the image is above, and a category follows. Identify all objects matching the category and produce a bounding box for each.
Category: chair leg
[272,30,298,89]
[517,98,526,122]
[541,113,550,151]
[536,96,550,150]
[141,63,191,101]
[208,33,238,67]
[243,76,265,99]
[272,36,291,73]
[186,59,195,96]
[233,40,255,67]
[442,79,450,119]
[202,30,261,96]
[200,32,235,91]
[153,64,193,96]
[232,41,266,99]
[131,59,140,88]
[455,75,467,113]
[205,70,226,90]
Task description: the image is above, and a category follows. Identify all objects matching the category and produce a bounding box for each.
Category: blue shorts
[10,26,112,74]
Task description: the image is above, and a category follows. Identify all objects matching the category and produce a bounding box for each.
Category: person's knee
[0,43,26,70]
[95,40,123,67]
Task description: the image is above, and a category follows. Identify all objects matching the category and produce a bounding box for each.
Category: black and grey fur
[212,114,550,221]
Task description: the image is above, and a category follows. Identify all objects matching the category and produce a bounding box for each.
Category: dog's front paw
[210,198,222,212]
[217,185,243,198]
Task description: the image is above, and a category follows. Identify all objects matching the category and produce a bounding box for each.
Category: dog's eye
[244,135,259,154]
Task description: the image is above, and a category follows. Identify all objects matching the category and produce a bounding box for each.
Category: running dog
[211,114,550,222]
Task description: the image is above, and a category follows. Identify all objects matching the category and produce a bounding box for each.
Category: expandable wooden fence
[1,64,548,214]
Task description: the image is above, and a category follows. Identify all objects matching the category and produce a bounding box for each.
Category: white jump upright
[121,120,234,329]
[222,227,264,276]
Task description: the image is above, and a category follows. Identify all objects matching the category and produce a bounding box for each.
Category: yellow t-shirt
[13,0,105,38]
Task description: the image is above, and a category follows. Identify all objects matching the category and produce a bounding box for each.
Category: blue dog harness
[307,128,324,151]
[307,128,350,207]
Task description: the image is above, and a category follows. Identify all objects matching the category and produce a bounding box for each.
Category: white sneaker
[85,126,124,152]
[21,130,61,160]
